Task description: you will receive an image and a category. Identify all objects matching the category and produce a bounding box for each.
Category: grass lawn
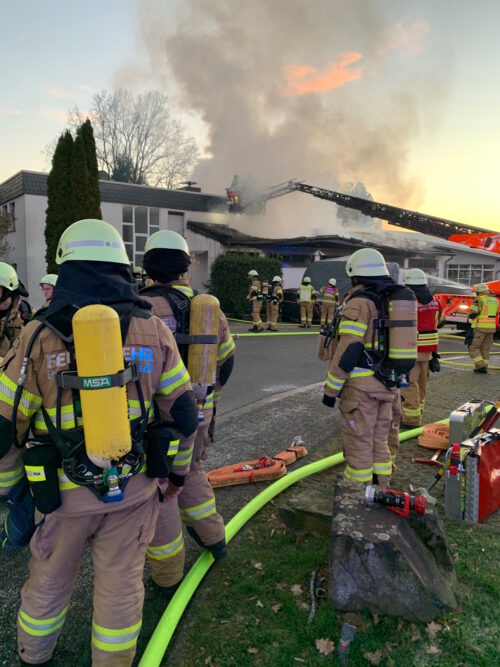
[165,506,500,667]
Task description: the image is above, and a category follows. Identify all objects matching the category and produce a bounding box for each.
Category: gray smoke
[121,0,450,237]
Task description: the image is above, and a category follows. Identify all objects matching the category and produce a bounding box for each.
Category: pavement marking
[262,384,297,392]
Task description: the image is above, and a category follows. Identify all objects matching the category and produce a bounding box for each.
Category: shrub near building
[207,252,282,317]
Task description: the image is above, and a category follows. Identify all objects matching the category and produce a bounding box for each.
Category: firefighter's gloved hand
[163,481,183,500]
[0,479,35,559]
[322,394,336,408]
[464,327,474,347]
[429,352,441,373]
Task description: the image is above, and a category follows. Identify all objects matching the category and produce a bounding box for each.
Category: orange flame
[284,52,363,96]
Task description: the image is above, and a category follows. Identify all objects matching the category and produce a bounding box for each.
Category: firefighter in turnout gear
[266,276,283,331]
[468,283,499,373]
[39,274,58,307]
[320,278,339,326]
[0,262,29,359]
[297,276,316,327]
[247,269,264,332]
[0,220,197,666]
[322,248,417,487]
[141,230,235,591]
[400,269,443,426]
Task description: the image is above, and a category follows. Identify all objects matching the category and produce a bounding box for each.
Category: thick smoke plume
[123,0,449,237]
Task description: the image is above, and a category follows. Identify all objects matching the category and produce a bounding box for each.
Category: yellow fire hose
[139,420,444,666]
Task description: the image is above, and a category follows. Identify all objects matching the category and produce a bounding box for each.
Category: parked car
[280,288,322,323]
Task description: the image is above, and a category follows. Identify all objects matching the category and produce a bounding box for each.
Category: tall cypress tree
[71,128,91,222]
[44,131,74,272]
[80,119,102,218]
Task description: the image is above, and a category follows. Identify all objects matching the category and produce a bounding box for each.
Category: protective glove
[429,351,441,373]
[0,478,35,559]
[464,327,474,347]
[322,394,336,408]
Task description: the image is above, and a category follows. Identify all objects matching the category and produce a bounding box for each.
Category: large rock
[329,476,457,622]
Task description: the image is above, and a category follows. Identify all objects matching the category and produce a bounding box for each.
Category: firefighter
[322,249,400,487]
[0,262,29,358]
[468,283,499,373]
[247,269,264,332]
[266,276,283,331]
[0,219,197,666]
[39,274,58,307]
[400,269,443,426]
[319,278,339,326]
[297,276,316,327]
[141,230,235,591]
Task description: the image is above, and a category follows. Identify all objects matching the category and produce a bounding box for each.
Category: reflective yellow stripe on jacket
[0,373,42,418]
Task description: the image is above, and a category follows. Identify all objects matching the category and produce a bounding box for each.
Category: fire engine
[226,177,500,330]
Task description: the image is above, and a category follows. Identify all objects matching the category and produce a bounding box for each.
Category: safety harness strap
[55,364,137,390]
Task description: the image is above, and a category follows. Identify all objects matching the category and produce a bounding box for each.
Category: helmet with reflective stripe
[404,268,427,286]
[39,274,58,287]
[272,275,281,282]
[473,283,491,294]
[0,262,19,291]
[248,269,258,277]
[56,219,130,265]
[144,230,190,256]
[328,278,336,286]
[346,248,389,277]
[303,276,311,284]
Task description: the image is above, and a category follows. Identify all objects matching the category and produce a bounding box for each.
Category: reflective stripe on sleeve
[0,374,42,418]
[156,360,190,396]
[325,373,345,391]
[91,619,142,652]
[0,464,24,489]
[217,337,235,362]
[172,446,193,468]
[147,531,184,561]
[18,606,68,637]
[338,320,367,337]
[349,367,374,378]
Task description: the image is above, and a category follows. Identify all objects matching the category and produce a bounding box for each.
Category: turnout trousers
[18,493,159,666]
[401,359,430,426]
[469,330,494,369]
[320,303,334,326]
[148,411,225,588]
[251,300,264,330]
[339,383,394,487]
[266,302,280,330]
[300,302,313,326]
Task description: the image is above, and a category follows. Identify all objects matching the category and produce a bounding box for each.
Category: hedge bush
[207,252,282,317]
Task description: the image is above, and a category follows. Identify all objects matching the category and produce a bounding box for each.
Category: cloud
[46,86,72,99]
[284,52,363,96]
[0,108,23,116]
[378,19,429,57]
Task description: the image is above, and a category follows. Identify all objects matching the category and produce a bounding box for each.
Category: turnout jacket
[470,295,499,331]
[324,284,392,399]
[0,313,196,514]
[0,301,24,358]
[320,284,339,306]
[141,279,235,407]
[247,278,262,301]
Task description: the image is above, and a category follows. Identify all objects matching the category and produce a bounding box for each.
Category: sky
[1,0,499,234]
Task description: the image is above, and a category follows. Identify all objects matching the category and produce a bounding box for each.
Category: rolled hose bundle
[417,422,450,449]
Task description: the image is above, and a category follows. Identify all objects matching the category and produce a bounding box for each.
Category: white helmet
[328,278,336,286]
[473,283,490,294]
[346,248,389,278]
[144,230,190,256]
[248,269,258,277]
[404,268,427,286]
[303,276,311,284]
[40,274,58,287]
[272,276,281,283]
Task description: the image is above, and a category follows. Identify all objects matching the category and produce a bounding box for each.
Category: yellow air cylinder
[72,305,131,469]
[187,294,220,386]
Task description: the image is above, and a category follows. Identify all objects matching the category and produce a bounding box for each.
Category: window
[122,206,163,267]
[168,211,184,234]
[1,202,16,232]
[446,263,496,286]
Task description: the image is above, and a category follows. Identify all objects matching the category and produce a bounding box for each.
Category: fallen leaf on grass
[363,649,383,665]
[387,657,395,667]
[271,603,282,613]
[426,621,442,640]
[425,645,441,655]
[293,659,306,663]
[204,657,213,666]
[256,600,263,608]
[253,562,263,570]
[290,584,303,596]
[247,647,258,654]
[372,612,380,625]
[397,619,404,632]
[299,602,310,611]
[453,552,460,561]
[272,641,279,648]
[315,638,335,656]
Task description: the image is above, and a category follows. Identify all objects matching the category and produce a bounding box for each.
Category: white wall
[25,195,48,308]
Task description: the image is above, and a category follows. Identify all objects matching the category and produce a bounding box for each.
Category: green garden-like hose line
[234,331,319,338]
[439,333,500,348]
[140,414,453,666]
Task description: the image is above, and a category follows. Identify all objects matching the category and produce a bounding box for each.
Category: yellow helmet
[144,230,190,256]
[56,219,130,265]
[40,274,58,287]
[473,283,491,294]
[0,262,20,291]
[346,248,389,278]
[303,276,311,284]
[404,268,427,286]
